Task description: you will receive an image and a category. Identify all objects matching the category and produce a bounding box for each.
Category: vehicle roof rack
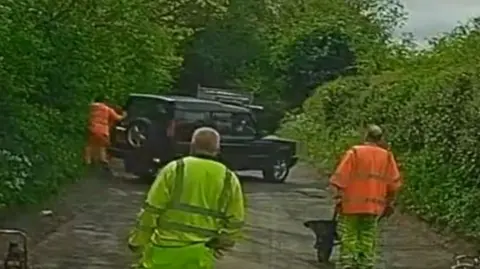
[247,104,264,111]
[197,85,254,106]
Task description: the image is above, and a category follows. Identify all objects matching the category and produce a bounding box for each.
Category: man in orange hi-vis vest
[85,94,126,168]
[330,125,402,269]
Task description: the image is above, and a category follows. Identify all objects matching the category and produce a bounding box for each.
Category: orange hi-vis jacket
[330,144,402,216]
[88,102,122,137]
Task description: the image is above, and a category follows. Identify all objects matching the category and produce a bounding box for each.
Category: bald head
[191,127,220,156]
[364,124,383,143]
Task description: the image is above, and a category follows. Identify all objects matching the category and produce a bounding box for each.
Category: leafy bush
[0,150,32,207]
[278,22,480,237]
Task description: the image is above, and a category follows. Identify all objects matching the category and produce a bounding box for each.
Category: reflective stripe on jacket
[129,155,245,248]
[330,144,401,215]
[88,102,120,136]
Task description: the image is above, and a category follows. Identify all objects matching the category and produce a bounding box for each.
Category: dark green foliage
[282,29,357,109]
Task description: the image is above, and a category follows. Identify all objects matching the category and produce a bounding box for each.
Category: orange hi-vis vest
[88,102,119,137]
[330,144,402,215]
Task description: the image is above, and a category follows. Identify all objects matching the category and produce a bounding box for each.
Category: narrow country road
[0,160,470,269]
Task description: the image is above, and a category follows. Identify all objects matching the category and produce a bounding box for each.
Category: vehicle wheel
[125,117,152,181]
[262,156,290,183]
[126,118,152,149]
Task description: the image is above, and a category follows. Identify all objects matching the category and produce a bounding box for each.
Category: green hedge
[0,1,183,208]
[279,48,480,237]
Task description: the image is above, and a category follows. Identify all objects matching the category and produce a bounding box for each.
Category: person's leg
[84,132,96,165]
[91,146,102,166]
[97,135,114,176]
[107,149,112,162]
[87,133,109,170]
[84,144,92,165]
[99,146,108,164]
[356,214,379,269]
[96,133,108,163]
[338,214,359,268]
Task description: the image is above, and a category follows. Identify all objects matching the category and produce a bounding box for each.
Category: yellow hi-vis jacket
[128,155,245,248]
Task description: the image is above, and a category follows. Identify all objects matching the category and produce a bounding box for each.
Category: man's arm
[219,172,245,246]
[386,153,402,204]
[329,149,354,200]
[108,106,125,122]
[128,161,176,249]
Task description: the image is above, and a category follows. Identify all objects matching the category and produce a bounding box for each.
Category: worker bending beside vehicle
[128,127,245,269]
[330,125,402,269]
[85,94,125,168]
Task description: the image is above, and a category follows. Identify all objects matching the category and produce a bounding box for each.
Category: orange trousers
[84,131,110,165]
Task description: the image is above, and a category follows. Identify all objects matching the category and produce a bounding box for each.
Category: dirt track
[0,160,475,268]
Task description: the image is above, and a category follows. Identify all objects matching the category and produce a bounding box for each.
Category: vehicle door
[212,112,268,170]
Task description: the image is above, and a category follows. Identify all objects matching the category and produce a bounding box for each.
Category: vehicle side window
[211,112,257,137]
[174,110,210,141]
[127,98,165,118]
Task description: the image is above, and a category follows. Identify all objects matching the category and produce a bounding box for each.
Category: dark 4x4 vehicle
[108,86,298,183]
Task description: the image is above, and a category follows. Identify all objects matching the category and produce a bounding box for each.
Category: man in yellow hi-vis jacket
[128,127,245,269]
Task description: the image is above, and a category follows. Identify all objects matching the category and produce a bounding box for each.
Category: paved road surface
[0,161,470,268]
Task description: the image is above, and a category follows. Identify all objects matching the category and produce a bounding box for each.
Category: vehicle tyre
[126,118,152,150]
[125,118,153,181]
[262,156,290,183]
